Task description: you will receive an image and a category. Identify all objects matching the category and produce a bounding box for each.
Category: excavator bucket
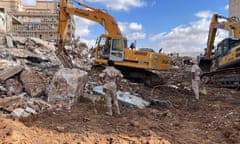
[199,58,212,73]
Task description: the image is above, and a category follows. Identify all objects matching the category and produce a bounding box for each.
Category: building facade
[0,0,75,42]
[0,0,23,12]
[229,0,240,19]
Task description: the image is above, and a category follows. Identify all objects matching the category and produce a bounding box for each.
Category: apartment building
[0,0,75,42]
[229,0,240,19]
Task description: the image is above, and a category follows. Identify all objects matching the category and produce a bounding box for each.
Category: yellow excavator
[199,14,240,87]
[56,0,170,86]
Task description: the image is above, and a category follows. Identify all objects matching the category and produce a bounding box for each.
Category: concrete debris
[92,85,105,96]
[20,69,46,97]
[0,95,21,108]
[117,91,150,109]
[92,86,150,109]
[48,68,88,107]
[11,108,30,118]
[0,65,23,81]
[6,35,14,48]
[5,78,23,96]
[25,107,37,115]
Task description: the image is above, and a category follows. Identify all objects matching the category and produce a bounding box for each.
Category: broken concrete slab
[0,65,23,81]
[0,95,22,108]
[48,68,88,106]
[5,35,14,48]
[93,86,150,109]
[25,107,37,115]
[28,37,56,51]
[10,48,37,58]
[117,91,150,109]
[11,108,30,118]
[5,78,23,96]
[20,69,46,97]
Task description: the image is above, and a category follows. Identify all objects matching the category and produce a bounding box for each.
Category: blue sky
[22,0,229,56]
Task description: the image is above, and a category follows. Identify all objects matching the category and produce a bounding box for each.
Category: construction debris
[48,68,88,107]
[0,35,91,116]
[0,65,23,81]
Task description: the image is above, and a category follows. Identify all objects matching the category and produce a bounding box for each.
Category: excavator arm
[56,0,123,67]
[200,14,240,72]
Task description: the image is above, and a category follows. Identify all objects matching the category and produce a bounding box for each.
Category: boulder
[48,68,88,106]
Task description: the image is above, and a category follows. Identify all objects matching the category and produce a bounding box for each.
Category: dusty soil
[1,84,239,144]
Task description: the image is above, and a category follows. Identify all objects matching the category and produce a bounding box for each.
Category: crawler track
[116,66,164,87]
[91,64,164,87]
[201,67,240,88]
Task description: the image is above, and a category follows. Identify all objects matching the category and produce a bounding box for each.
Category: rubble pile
[0,35,91,118]
[0,35,199,118]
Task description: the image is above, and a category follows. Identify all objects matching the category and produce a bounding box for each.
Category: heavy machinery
[199,14,240,87]
[56,0,170,86]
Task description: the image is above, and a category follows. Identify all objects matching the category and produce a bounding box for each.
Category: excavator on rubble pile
[56,0,170,86]
[199,14,240,88]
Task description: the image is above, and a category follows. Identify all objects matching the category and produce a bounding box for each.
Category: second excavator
[199,14,240,87]
[56,0,170,86]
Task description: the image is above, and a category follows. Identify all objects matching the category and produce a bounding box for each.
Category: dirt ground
[1,81,239,144]
[0,67,240,144]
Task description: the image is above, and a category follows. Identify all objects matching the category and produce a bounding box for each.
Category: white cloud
[74,16,96,37]
[118,22,146,40]
[119,22,143,32]
[195,11,212,19]
[127,32,146,40]
[85,0,146,11]
[149,11,228,56]
[224,4,229,10]
[129,22,143,31]
[80,38,96,49]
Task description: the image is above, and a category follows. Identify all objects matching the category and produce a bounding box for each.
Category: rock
[48,68,88,106]
[0,95,22,108]
[130,120,140,128]
[11,108,30,118]
[56,126,65,132]
[5,78,23,96]
[0,65,23,81]
[20,69,46,97]
[25,107,37,115]
[5,35,14,48]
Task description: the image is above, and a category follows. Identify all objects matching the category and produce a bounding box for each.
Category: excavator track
[201,67,240,88]
[91,64,164,87]
[115,66,164,87]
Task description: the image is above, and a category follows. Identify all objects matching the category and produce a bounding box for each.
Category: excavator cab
[199,38,240,72]
[214,38,240,70]
[95,34,127,64]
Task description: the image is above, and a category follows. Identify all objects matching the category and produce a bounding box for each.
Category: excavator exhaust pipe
[199,58,212,73]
